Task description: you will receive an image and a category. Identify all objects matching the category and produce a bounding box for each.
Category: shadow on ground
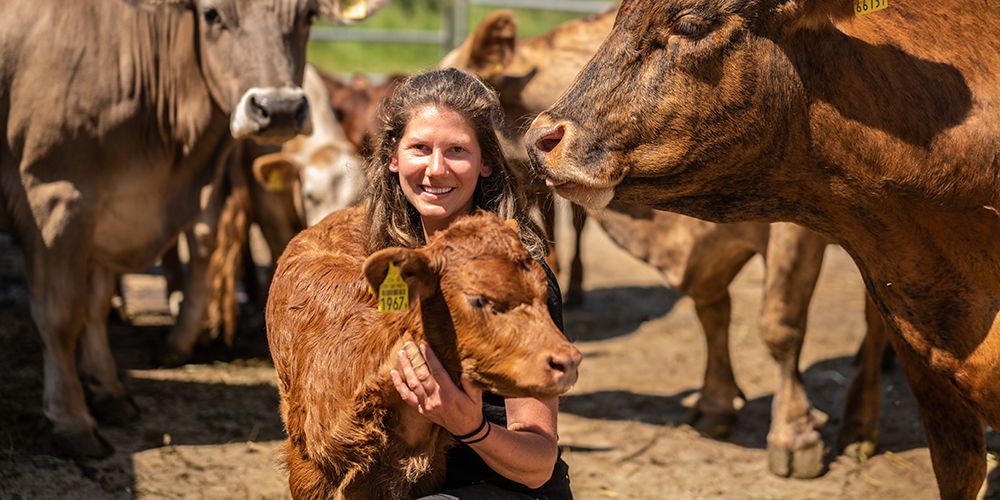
[563,285,682,342]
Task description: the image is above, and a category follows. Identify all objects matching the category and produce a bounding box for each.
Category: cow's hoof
[688,409,737,439]
[53,428,114,459]
[767,433,824,479]
[841,439,876,462]
[91,395,140,426]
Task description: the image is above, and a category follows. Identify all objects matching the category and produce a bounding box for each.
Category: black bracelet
[450,411,487,441]
[461,421,492,445]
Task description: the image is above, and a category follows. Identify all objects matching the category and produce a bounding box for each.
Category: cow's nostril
[294,96,309,125]
[548,355,568,374]
[536,126,565,154]
[249,95,269,120]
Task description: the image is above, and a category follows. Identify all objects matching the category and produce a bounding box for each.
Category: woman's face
[390,104,492,235]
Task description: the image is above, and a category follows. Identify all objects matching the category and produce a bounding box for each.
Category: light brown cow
[318,71,406,156]
[593,204,890,476]
[440,9,617,305]
[266,206,581,499]
[0,0,383,457]
[527,1,999,497]
[161,64,366,366]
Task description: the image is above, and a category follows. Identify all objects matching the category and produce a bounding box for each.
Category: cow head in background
[363,212,581,397]
[151,0,388,143]
[525,0,859,219]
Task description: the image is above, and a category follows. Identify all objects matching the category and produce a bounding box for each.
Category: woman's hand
[390,342,486,438]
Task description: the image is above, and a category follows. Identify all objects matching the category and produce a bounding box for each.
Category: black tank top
[440,259,574,499]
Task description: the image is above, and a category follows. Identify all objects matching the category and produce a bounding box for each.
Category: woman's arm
[390,342,560,489]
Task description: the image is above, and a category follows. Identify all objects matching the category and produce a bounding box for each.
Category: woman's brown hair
[363,67,545,259]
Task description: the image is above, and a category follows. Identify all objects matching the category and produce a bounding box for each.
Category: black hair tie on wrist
[450,411,487,442]
[461,421,492,445]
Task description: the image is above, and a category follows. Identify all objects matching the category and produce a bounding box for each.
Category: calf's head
[170,0,387,142]
[526,0,855,219]
[362,212,581,398]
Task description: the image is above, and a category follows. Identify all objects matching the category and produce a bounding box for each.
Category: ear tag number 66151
[856,0,888,15]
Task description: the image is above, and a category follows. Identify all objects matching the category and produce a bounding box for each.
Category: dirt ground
[1,202,998,499]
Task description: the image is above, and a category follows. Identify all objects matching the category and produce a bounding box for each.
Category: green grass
[308,1,612,75]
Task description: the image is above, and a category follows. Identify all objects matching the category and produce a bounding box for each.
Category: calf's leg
[837,293,888,461]
[78,265,139,424]
[758,223,827,479]
[161,226,215,366]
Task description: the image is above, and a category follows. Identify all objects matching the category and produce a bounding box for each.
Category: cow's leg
[79,265,139,424]
[837,293,888,461]
[893,339,986,500]
[564,203,587,307]
[27,256,111,457]
[759,223,827,479]
[161,240,185,318]
[689,291,745,438]
[161,225,215,366]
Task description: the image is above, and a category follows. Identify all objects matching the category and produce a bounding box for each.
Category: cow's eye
[672,16,707,38]
[468,295,490,309]
[203,8,223,26]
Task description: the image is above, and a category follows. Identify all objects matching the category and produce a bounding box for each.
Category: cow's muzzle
[231,87,312,143]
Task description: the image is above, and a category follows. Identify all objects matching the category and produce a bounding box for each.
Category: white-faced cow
[0,0,384,457]
[527,1,999,497]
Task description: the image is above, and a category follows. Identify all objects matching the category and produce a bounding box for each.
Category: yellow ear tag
[342,0,368,21]
[266,169,285,191]
[855,0,888,16]
[377,262,409,313]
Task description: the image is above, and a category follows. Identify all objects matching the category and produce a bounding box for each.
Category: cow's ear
[252,153,299,193]
[775,0,855,31]
[318,0,390,24]
[363,248,438,305]
[468,10,518,81]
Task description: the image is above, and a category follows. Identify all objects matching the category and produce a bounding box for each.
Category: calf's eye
[468,296,489,309]
[672,16,707,38]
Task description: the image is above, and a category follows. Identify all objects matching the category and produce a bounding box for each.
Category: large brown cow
[266,206,581,498]
[447,8,889,478]
[0,0,383,457]
[527,1,999,497]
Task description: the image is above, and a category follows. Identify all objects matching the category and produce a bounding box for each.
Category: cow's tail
[207,155,252,346]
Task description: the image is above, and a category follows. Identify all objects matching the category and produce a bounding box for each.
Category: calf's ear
[252,153,300,193]
[363,248,438,304]
[319,0,390,24]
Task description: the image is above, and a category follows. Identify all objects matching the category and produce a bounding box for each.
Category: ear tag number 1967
[378,262,409,313]
[855,0,888,15]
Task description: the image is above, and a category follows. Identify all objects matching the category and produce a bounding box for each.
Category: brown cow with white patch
[527,1,999,497]
[266,206,581,499]
[0,0,383,456]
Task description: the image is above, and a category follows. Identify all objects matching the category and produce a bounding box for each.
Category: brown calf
[266,206,581,499]
[527,1,999,497]
[317,70,406,155]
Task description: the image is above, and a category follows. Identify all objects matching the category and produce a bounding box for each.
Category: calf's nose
[546,345,582,389]
[534,125,565,154]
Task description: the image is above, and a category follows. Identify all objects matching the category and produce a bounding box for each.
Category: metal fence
[311,0,613,53]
